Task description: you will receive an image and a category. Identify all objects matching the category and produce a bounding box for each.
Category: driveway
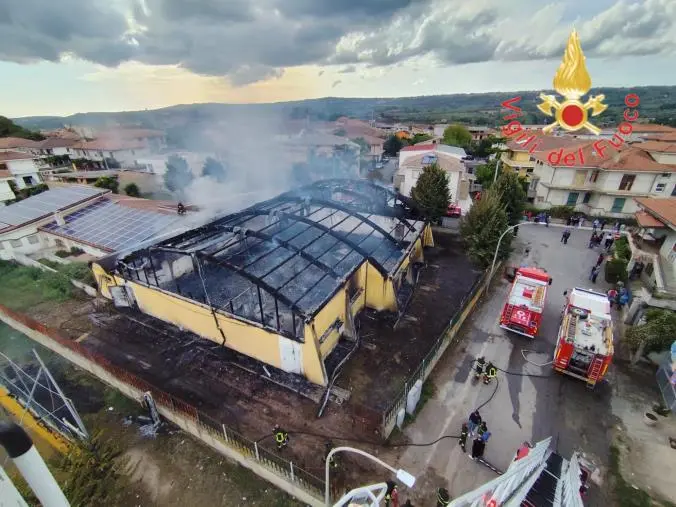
[391,224,616,505]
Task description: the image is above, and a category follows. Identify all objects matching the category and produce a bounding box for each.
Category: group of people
[459,410,491,460]
[473,356,497,384]
[607,284,630,309]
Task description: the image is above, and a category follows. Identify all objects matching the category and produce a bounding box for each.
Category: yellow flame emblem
[538,30,607,135]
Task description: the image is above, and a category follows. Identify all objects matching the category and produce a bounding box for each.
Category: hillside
[0,116,45,140]
[13,86,676,132]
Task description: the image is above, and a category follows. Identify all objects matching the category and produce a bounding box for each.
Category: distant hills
[13,86,676,132]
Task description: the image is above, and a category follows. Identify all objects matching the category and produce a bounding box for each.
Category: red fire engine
[553,287,614,388]
[499,267,552,338]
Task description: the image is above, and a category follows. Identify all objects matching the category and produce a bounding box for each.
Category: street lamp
[324,446,416,506]
[488,221,543,283]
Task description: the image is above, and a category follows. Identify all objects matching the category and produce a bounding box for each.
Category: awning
[635,211,666,229]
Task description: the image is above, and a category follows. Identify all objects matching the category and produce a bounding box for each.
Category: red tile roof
[0,151,35,162]
[635,211,666,228]
[0,137,41,149]
[635,140,676,154]
[36,138,79,149]
[96,128,165,139]
[632,124,676,134]
[634,197,676,229]
[73,139,146,151]
[506,134,586,153]
[0,169,11,179]
[401,144,437,152]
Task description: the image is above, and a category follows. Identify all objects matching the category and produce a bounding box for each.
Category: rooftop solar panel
[0,186,105,229]
[41,200,180,252]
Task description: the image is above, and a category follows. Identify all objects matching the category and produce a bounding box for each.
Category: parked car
[446,204,462,218]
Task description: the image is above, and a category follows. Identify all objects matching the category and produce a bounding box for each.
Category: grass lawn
[0,260,76,311]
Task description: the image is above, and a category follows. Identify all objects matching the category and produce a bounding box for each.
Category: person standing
[468,410,481,435]
[600,219,606,231]
[604,233,614,251]
[593,219,600,232]
[459,423,469,452]
[561,228,571,244]
[588,232,597,248]
[607,288,618,309]
[471,436,486,460]
[590,265,600,283]
[545,214,550,227]
[596,253,605,267]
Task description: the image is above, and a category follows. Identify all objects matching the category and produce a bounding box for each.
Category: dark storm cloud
[0,0,674,85]
[0,0,132,65]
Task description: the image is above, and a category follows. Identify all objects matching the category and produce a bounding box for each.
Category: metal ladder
[504,304,514,321]
[533,286,545,307]
[566,315,577,341]
[587,357,604,388]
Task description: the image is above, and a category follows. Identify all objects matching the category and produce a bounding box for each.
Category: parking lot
[388,223,618,504]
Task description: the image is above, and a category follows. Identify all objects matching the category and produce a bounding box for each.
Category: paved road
[391,224,616,504]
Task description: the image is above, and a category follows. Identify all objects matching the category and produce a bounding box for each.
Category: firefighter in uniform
[458,423,469,452]
[273,425,289,450]
[474,356,486,381]
[436,487,450,506]
[483,361,497,384]
[177,202,186,215]
[385,480,399,507]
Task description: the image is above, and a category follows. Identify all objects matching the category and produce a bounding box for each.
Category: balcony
[627,233,676,302]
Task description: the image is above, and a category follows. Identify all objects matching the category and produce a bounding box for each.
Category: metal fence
[0,304,326,500]
[380,268,493,435]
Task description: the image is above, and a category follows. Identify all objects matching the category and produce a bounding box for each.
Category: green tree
[0,115,45,140]
[59,432,129,506]
[411,133,433,144]
[201,157,228,182]
[475,160,499,189]
[94,176,119,194]
[460,190,511,268]
[467,137,496,158]
[492,171,526,225]
[626,309,676,363]
[383,135,404,157]
[163,155,193,193]
[123,182,140,197]
[410,162,451,222]
[442,125,472,148]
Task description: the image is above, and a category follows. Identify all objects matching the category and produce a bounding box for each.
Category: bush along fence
[0,304,327,506]
[381,266,496,437]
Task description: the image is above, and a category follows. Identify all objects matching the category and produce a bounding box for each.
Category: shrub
[613,236,631,262]
[124,182,141,197]
[69,246,84,256]
[605,258,628,284]
[548,205,576,219]
[55,250,70,258]
[58,262,96,286]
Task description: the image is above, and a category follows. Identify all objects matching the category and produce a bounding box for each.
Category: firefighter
[483,361,497,384]
[323,441,338,469]
[436,487,450,506]
[473,356,486,381]
[177,202,186,215]
[458,422,469,452]
[384,480,399,507]
[272,425,289,450]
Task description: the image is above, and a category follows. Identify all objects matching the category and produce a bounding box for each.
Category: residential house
[0,185,185,261]
[395,146,474,213]
[561,123,676,142]
[623,197,676,316]
[0,137,42,154]
[95,128,167,152]
[353,134,384,162]
[398,143,467,166]
[70,139,151,168]
[501,135,588,201]
[52,169,119,185]
[531,141,676,217]
[0,151,43,197]
[135,151,216,176]
[467,126,497,141]
[279,131,361,177]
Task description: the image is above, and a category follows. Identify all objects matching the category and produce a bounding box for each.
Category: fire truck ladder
[586,357,604,389]
[504,304,514,321]
[533,286,545,308]
[566,315,577,342]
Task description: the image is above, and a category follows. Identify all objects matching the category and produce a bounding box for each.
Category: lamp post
[488,221,542,283]
[324,446,416,506]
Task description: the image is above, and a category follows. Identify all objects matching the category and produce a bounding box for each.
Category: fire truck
[499,267,552,338]
[553,287,614,388]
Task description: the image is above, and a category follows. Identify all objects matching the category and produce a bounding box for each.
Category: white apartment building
[70,139,151,167]
[532,141,676,217]
[0,151,43,202]
[395,145,474,213]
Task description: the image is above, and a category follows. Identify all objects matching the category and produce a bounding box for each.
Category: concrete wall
[0,180,15,202]
[0,309,323,507]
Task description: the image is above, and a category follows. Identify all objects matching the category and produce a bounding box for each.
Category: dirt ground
[337,230,481,409]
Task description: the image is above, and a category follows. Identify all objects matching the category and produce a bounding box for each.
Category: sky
[2,0,676,118]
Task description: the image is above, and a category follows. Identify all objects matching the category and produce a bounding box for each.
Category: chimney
[54,212,65,226]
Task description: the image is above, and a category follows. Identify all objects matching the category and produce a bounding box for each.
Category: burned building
[92,180,434,386]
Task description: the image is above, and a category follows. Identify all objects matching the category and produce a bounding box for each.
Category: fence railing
[380,267,493,435]
[0,303,326,501]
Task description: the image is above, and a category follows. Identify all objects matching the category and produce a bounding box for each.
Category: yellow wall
[92,264,327,385]
[364,263,397,312]
[503,150,534,180]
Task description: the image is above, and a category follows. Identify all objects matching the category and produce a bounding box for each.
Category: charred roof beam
[150,245,307,317]
[218,226,339,279]
[279,196,407,249]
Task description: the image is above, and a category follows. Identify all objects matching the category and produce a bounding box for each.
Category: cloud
[0,0,675,87]
[332,80,342,88]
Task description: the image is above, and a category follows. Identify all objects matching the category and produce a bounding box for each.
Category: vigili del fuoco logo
[500,30,640,165]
